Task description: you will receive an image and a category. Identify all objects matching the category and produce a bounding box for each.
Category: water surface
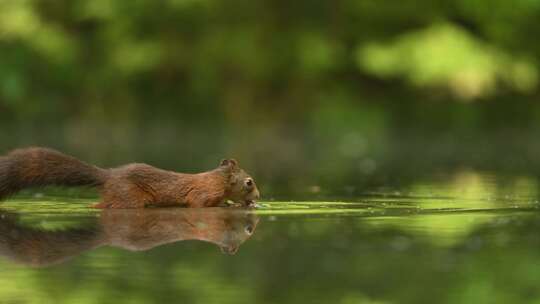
[1,171,540,304]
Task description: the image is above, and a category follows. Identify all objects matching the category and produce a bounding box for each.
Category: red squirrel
[0,147,260,208]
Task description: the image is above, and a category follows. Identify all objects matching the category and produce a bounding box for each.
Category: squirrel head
[219,159,260,207]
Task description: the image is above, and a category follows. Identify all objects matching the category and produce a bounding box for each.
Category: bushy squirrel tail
[0,147,109,199]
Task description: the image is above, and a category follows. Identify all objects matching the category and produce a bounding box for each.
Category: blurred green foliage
[2,0,540,121]
[2,0,540,199]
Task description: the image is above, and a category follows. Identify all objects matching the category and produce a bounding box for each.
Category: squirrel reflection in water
[0,206,259,267]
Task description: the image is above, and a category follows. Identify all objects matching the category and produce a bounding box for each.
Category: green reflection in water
[0,171,540,303]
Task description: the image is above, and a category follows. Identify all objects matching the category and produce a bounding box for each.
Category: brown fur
[0,208,259,267]
[0,148,106,199]
[0,147,260,209]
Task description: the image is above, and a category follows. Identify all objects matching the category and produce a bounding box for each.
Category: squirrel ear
[220,159,238,168]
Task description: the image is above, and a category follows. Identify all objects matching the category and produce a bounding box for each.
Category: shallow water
[1,171,540,304]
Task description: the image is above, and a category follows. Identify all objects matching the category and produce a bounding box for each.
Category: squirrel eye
[245,178,253,187]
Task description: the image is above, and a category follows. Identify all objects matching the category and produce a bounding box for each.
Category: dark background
[1,0,540,199]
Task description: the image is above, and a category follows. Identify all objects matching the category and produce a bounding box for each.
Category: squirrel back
[0,147,108,199]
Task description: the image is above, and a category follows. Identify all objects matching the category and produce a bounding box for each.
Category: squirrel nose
[254,189,260,200]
